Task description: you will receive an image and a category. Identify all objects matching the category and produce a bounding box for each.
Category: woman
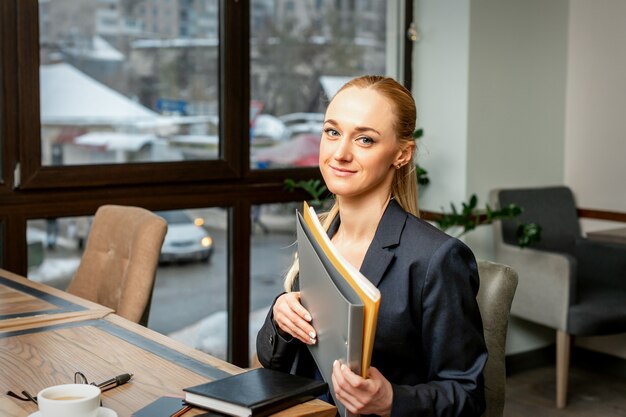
[256,75,487,417]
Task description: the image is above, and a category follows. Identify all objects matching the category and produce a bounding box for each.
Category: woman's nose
[332,137,352,161]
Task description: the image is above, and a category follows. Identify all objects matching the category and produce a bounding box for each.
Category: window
[26,216,84,285]
[149,207,229,360]
[2,0,412,367]
[250,0,392,170]
[249,202,299,362]
[38,0,220,167]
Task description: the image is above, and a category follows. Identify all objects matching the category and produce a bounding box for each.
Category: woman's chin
[324,182,354,197]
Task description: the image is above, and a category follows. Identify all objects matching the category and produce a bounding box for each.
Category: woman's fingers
[283,295,317,343]
[276,311,314,344]
[289,292,313,322]
[331,361,362,413]
[331,362,393,416]
[273,292,316,344]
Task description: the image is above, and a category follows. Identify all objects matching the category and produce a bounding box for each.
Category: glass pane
[26,207,229,360]
[39,0,220,166]
[27,216,92,286]
[250,0,391,169]
[149,207,228,360]
[250,202,299,362]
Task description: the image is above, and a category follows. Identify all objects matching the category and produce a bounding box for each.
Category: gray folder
[296,212,363,417]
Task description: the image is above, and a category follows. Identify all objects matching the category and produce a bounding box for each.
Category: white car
[158,210,213,263]
[278,112,324,138]
[252,114,289,144]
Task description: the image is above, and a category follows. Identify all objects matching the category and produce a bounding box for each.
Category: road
[147,224,296,335]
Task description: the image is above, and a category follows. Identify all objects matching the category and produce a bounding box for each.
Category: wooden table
[0,268,112,331]
[0,271,336,417]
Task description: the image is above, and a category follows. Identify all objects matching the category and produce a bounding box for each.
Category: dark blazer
[256,200,487,417]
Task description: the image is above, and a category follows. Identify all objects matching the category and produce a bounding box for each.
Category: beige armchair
[477,260,518,417]
[67,205,167,325]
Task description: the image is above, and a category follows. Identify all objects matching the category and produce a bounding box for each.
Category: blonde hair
[284,75,419,291]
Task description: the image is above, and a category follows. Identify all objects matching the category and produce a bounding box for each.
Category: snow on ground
[168,307,270,362]
[28,258,81,283]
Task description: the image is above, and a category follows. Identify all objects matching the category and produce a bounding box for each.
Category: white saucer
[29,406,118,417]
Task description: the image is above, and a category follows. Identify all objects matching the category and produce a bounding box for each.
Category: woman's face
[319,87,411,200]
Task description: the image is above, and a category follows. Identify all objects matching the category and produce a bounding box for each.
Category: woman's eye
[357,136,375,145]
[324,128,340,138]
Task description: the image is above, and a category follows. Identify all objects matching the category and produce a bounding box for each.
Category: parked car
[252,133,320,168]
[251,114,289,145]
[278,112,324,138]
[158,210,213,263]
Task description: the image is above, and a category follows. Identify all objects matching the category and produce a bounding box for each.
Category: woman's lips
[329,165,356,176]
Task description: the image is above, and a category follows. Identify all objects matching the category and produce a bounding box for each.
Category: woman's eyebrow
[354,126,381,136]
[323,119,381,136]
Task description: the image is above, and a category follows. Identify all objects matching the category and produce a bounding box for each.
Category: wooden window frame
[16,0,249,190]
[0,0,414,367]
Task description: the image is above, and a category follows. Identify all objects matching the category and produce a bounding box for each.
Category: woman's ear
[395,141,416,167]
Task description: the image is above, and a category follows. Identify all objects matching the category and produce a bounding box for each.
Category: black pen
[97,373,133,391]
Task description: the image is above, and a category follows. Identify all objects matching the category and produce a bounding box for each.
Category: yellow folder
[302,202,381,378]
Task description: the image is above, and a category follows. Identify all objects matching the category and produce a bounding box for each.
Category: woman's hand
[331,361,393,416]
[272,292,317,345]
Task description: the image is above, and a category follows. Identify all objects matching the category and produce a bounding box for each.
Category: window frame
[16,0,250,190]
[0,0,16,191]
[0,0,413,367]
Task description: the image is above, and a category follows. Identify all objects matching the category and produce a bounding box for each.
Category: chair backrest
[477,260,518,417]
[67,205,167,324]
[497,186,580,255]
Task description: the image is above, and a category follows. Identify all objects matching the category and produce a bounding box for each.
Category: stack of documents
[296,202,381,417]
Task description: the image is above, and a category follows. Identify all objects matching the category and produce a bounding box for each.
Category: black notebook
[183,368,328,417]
[132,396,190,417]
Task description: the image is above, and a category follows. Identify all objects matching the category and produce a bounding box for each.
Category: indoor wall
[412,0,626,358]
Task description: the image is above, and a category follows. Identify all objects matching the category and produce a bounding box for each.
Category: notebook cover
[183,368,328,417]
[132,396,189,417]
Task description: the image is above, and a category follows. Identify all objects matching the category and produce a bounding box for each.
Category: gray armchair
[490,186,626,408]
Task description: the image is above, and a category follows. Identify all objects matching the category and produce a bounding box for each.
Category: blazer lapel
[359,200,407,287]
[360,246,395,287]
[327,200,408,287]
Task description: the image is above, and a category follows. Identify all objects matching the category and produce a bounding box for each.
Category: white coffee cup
[37,383,101,417]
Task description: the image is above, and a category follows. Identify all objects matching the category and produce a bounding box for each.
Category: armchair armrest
[576,237,626,291]
[494,241,576,331]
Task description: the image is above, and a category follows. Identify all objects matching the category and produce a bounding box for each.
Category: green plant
[437,194,541,248]
[284,179,330,209]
